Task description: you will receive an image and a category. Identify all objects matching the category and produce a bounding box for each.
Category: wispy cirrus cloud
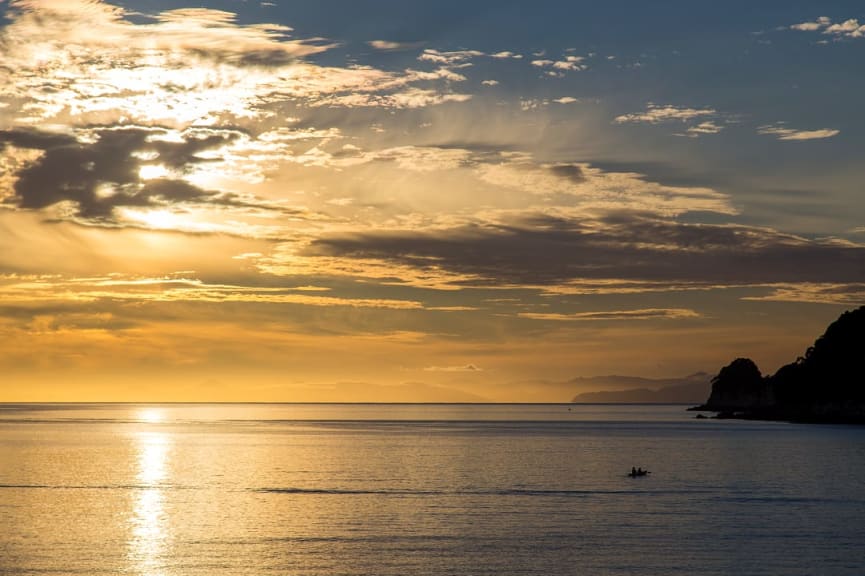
[0,273,424,309]
[474,159,733,216]
[743,282,865,305]
[423,364,483,372]
[757,123,840,141]
[518,308,701,321]
[311,87,472,109]
[614,103,718,125]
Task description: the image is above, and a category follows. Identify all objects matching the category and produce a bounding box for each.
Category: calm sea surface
[1,403,864,575]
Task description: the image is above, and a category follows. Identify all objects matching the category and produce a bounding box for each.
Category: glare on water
[137,409,165,424]
[1,404,864,576]
[129,429,171,576]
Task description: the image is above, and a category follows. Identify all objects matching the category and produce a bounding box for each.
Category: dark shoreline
[688,405,865,425]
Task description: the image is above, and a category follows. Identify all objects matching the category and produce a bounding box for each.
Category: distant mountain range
[693,305,865,423]
[570,372,711,403]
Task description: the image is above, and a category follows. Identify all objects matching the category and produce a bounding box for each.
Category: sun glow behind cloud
[0,1,863,402]
[1,1,331,126]
[123,209,185,230]
[138,165,169,181]
[0,0,483,132]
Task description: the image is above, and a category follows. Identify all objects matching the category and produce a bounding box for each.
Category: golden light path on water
[130,409,171,576]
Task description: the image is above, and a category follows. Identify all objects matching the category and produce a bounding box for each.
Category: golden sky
[1,1,864,401]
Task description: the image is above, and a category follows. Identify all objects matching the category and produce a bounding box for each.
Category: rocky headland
[692,306,865,423]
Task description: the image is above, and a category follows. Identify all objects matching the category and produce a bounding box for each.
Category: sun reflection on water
[137,409,165,424]
[129,430,171,576]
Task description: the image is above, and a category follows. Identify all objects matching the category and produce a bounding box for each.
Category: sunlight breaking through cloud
[0,0,863,401]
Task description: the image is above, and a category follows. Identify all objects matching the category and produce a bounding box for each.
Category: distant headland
[692,306,865,424]
[570,373,710,404]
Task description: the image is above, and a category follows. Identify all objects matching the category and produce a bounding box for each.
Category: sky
[1,0,864,402]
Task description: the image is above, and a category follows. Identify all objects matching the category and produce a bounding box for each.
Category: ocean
[1,403,863,575]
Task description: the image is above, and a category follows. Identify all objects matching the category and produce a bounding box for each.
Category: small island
[692,305,865,424]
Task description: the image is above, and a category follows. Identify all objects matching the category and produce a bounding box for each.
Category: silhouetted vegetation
[693,306,865,423]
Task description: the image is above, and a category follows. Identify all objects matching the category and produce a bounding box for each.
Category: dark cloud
[427,141,519,155]
[0,130,76,150]
[0,127,279,222]
[3,128,146,218]
[307,213,865,286]
[186,48,298,68]
[148,129,242,168]
[548,163,585,184]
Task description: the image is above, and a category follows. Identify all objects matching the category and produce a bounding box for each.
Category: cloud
[531,55,586,76]
[5,130,740,289]
[0,274,425,309]
[475,159,732,216]
[0,0,479,130]
[0,0,332,124]
[790,16,865,38]
[418,48,484,65]
[256,250,484,291]
[481,80,500,86]
[302,213,865,290]
[520,98,548,111]
[2,1,323,66]
[790,17,832,32]
[423,364,483,372]
[614,103,717,124]
[234,146,747,291]
[367,40,424,51]
[370,145,473,172]
[682,121,724,137]
[553,97,579,104]
[742,283,865,305]
[518,308,701,321]
[0,126,295,228]
[316,88,472,109]
[490,51,522,59]
[757,123,839,141]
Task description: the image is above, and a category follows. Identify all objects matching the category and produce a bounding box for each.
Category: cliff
[693,306,865,423]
